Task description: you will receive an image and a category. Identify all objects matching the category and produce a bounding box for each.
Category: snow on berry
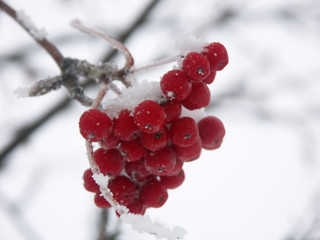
[160,70,192,101]
[202,42,229,71]
[182,52,210,82]
[133,100,166,133]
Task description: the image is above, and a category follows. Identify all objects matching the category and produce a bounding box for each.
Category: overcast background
[1,0,320,239]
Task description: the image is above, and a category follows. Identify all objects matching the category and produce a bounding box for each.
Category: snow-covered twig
[130,55,183,73]
[71,20,134,69]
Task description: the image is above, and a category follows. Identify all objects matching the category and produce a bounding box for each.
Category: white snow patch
[16,10,48,40]
[175,34,208,56]
[92,173,110,190]
[180,107,207,123]
[121,213,187,240]
[13,87,29,98]
[104,80,165,118]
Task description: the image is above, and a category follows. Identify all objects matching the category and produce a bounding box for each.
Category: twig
[71,20,134,69]
[131,55,182,73]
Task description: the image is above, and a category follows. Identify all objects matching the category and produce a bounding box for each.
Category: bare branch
[0,0,64,66]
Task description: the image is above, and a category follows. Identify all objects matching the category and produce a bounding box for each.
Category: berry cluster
[79,42,228,215]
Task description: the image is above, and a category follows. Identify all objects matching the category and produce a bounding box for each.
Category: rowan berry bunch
[79,41,228,216]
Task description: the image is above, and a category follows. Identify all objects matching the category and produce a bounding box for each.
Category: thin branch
[131,55,182,73]
[0,0,64,67]
[71,20,134,69]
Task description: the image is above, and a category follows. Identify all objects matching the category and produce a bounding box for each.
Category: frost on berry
[108,176,137,206]
[169,117,199,147]
[133,100,166,133]
[144,147,176,176]
[79,109,113,142]
[182,52,210,82]
[140,126,169,151]
[198,116,225,150]
[140,178,168,208]
[202,42,229,71]
[83,168,100,193]
[160,70,192,101]
[113,109,139,141]
[94,148,125,176]
[182,82,211,110]
[120,138,146,162]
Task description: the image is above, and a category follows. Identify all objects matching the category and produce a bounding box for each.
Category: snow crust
[121,213,187,240]
[181,107,207,123]
[104,80,165,118]
[13,87,29,98]
[175,34,208,56]
[16,10,48,40]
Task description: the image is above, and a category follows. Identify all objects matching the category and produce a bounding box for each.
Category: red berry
[125,159,151,182]
[83,168,100,193]
[94,193,112,208]
[79,109,113,142]
[202,42,229,71]
[94,148,125,176]
[167,159,184,176]
[108,176,137,206]
[140,126,169,151]
[182,82,211,110]
[173,137,202,162]
[134,100,166,133]
[169,117,199,147]
[113,109,139,141]
[160,70,192,101]
[182,52,210,82]
[140,179,168,208]
[160,170,185,189]
[202,70,216,84]
[161,101,182,123]
[127,197,146,215]
[198,116,225,150]
[100,133,120,149]
[144,147,176,176]
[119,138,146,162]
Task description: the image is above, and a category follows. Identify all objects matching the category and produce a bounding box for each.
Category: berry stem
[91,83,108,109]
[71,20,134,69]
[131,55,183,73]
